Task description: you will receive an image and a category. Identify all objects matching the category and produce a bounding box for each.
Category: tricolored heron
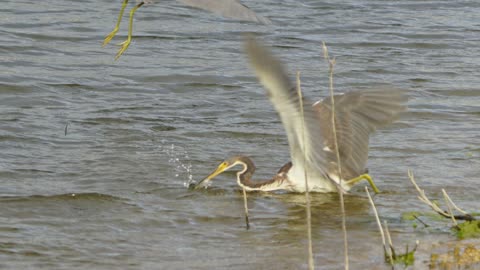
[193,37,407,193]
[103,0,271,60]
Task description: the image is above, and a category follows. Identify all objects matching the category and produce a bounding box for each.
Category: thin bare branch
[365,187,388,252]
[442,188,468,215]
[442,189,458,226]
[384,220,395,263]
[408,170,450,218]
[296,72,314,270]
[322,41,328,60]
[323,42,348,270]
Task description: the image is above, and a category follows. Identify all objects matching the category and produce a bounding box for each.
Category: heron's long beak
[192,162,229,190]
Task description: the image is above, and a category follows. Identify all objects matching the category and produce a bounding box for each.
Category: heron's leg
[103,0,129,47]
[345,173,380,194]
[115,1,144,60]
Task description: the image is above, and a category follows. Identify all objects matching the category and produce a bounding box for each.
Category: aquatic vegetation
[386,243,417,267]
[366,187,418,267]
[455,221,480,239]
[430,243,480,269]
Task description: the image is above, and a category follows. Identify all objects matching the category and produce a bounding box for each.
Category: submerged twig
[297,71,314,270]
[412,214,429,228]
[323,41,349,270]
[242,187,250,230]
[64,122,69,136]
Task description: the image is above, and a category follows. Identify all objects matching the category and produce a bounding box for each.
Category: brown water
[1,0,479,269]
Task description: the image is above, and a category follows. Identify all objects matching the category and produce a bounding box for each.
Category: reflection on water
[1,0,479,269]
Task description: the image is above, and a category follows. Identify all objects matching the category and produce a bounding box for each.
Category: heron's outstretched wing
[244,37,329,177]
[177,0,271,24]
[314,89,407,179]
[245,37,407,181]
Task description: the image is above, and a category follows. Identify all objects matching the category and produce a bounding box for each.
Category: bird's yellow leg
[115,1,144,60]
[103,0,129,47]
[345,173,380,194]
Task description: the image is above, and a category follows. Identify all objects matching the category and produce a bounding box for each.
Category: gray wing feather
[177,0,271,24]
[245,37,407,181]
[314,89,407,179]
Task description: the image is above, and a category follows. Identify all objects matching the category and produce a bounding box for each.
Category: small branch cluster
[408,170,475,224]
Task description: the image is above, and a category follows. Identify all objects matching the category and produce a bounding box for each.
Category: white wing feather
[244,37,330,179]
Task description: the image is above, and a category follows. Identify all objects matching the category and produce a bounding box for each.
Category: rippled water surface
[1,0,479,269]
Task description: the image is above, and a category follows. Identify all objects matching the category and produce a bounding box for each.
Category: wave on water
[0,192,143,219]
[0,192,126,203]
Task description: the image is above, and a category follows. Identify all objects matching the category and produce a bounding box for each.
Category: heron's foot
[115,38,131,60]
[103,29,119,47]
[113,2,144,60]
[345,173,380,194]
[103,0,129,47]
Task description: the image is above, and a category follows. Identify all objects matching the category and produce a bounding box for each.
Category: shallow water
[1,0,479,269]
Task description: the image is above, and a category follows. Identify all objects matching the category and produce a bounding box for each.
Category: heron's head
[191,155,254,190]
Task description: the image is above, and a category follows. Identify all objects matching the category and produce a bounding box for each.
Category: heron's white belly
[286,166,352,193]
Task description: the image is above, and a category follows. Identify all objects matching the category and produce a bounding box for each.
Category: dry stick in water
[442,189,458,226]
[365,187,394,266]
[297,72,314,270]
[408,170,449,218]
[442,189,469,216]
[242,188,250,230]
[322,41,349,270]
[384,220,396,261]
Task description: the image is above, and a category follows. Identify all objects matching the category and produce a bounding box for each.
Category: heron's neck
[234,157,290,192]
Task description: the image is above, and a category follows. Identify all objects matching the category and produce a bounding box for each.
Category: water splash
[159,140,194,188]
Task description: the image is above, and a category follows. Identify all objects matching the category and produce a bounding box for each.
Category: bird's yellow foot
[115,38,132,60]
[345,173,380,194]
[103,29,119,47]
[103,0,129,47]
[114,2,144,60]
